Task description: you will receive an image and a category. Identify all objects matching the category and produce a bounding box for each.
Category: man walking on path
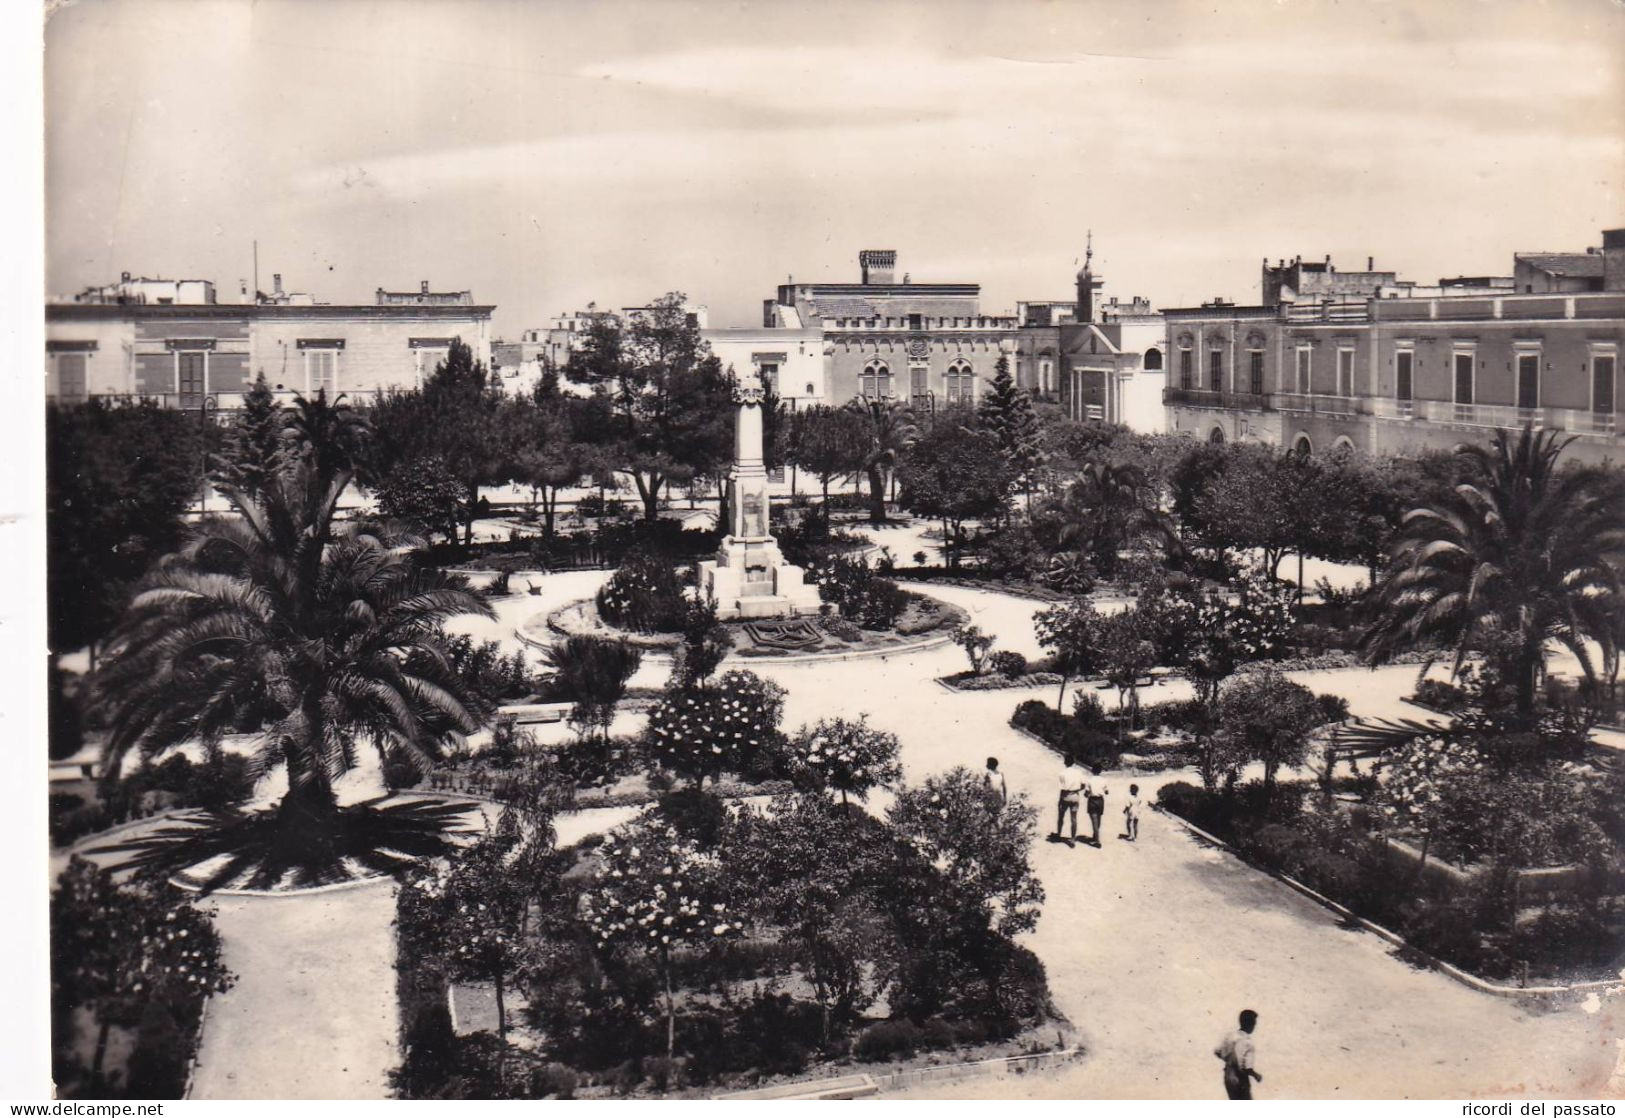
[1215,1009,1263,1099]
[1055,754,1086,846]
[1085,769,1108,846]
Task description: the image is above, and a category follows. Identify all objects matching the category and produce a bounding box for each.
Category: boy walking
[1085,769,1108,845]
[1123,783,1142,841]
[1214,1009,1262,1099]
[1054,755,1085,846]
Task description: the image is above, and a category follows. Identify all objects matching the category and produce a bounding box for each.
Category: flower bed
[940,671,1065,692]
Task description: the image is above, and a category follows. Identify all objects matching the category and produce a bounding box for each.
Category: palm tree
[92,393,495,886]
[1362,425,1625,720]
[542,635,643,742]
[846,397,918,524]
[1049,461,1179,579]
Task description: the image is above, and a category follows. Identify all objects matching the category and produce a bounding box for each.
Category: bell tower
[1076,231,1104,323]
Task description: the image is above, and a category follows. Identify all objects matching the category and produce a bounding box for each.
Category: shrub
[821,615,863,642]
[1071,690,1107,730]
[596,550,688,634]
[988,650,1028,679]
[1139,698,1209,734]
[952,624,997,675]
[655,786,729,848]
[1410,678,1469,712]
[1011,699,1121,770]
[815,556,908,631]
[854,1019,923,1062]
[528,1063,579,1099]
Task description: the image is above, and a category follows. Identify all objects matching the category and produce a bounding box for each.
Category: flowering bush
[812,556,909,631]
[784,715,902,805]
[596,550,687,634]
[645,669,786,787]
[581,816,742,1058]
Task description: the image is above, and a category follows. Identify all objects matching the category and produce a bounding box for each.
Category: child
[985,756,1008,803]
[1124,783,1142,841]
[1085,769,1108,845]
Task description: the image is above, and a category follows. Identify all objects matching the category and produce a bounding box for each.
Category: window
[1594,352,1617,415]
[1040,359,1053,392]
[416,348,448,386]
[1295,346,1312,394]
[1179,348,1193,391]
[306,348,339,396]
[1143,347,1163,372]
[55,353,88,402]
[860,360,892,399]
[1208,348,1223,391]
[909,363,929,405]
[1336,348,1354,397]
[1516,352,1540,411]
[177,351,207,408]
[1395,350,1414,401]
[1248,350,1264,396]
[1453,350,1475,405]
[945,359,976,404]
[757,362,779,394]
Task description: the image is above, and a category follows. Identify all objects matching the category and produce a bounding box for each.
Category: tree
[541,636,642,743]
[51,858,233,1094]
[896,411,1011,565]
[1042,460,1178,579]
[1362,426,1625,720]
[645,669,785,787]
[563,294,734,521]
[782,715,902,807]
[1097,611,1157,739]
[91,394,493,884]
[47,400,209,661]
[368,339,517,545]
[513,390,590,539]
[1214,667,1322,795]
[951,623,997,676]
[787,404,869,509]
[1033,596,1106,710]
[671,594,733,689]
[1190,445,1301,575]
[847,398,918,524]
[977,355,1046,506]
[581,816,741,1060]
[728,795,885,1040]
[209,371,285,502]
[373,453,464,542]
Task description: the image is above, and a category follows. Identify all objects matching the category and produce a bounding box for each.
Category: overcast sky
[44,0,1625,334]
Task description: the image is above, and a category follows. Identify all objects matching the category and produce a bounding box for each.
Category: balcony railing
[1371,397,1618,437]
[85,389,385,415]
[1272,392,1368,417]
[1162,387,1274,411]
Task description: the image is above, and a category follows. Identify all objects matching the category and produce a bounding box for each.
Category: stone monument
[698,386,822,620]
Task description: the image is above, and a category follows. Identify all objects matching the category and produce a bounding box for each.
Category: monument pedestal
[698,385,823,622]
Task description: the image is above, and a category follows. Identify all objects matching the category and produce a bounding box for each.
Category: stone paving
[184,574,1622,1099]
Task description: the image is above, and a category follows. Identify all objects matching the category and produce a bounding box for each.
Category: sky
[44,0,1625,335]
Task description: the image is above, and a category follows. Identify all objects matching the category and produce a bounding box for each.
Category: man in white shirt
[1214,1009,1262,1099]
[1055,755,1086,846]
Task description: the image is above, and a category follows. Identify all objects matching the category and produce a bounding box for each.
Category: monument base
[699,536,823,622]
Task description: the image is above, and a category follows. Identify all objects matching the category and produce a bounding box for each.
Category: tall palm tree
[92,393,495,886]
[846,397,918,524]
[1362,425,1625,719]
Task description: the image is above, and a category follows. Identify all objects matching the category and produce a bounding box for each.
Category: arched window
[1293,434,1313,457]
[945,359,976,404]
[860,360,892,400]
[1332,435,1356,454]
[1143,346,1163,372]
[1209,426,1226,445]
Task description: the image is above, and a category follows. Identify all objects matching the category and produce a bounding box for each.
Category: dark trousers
[1224,1072,1252,1100]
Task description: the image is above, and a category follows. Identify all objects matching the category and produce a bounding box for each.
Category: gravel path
[186,577,1620,1099]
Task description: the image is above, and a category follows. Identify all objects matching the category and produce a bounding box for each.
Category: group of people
[1053,754,1140,847]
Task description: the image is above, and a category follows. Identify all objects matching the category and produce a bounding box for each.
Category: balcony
[1272,392,1369,417]
[1162,387,1274,411]
[1371,397,1618,438]
[85,388,384,416]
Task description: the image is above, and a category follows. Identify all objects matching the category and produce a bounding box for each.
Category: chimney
[1367,256,1374,271]
[273,273,283,296]
[859,250,897,285]
[1603,228,1625,292]
[121,271,131,283]
[421,280,430,295]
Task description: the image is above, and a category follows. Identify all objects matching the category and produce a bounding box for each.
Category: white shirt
[1216,1029,1256,1075]
[1059,764,1086,794]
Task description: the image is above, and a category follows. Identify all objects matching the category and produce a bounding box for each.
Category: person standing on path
[1123,783,1142,841]
[1085,769,1108,846]
[985,756,1008,803]
[1214,1009,1263,1099]
[1055,754,1085,846]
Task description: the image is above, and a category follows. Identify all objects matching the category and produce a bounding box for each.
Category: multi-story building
[766,250,1019,411]
[45,274,494,413]
[703,326,826,410]
[1048,241,1168,432]
[1161,230,1624,466]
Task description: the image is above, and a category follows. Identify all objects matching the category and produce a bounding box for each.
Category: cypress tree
[209,371,285,501]
[977,355,1046,504]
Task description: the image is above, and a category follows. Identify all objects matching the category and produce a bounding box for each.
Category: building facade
[45,275,494,412]
[766,250,1018,411]
[1161,230,1625,467]
[703,326,827,409]
[1051,243,1168,432]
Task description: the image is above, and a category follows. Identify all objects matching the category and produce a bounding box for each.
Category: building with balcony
[1161,229,1625,467]
[45,273,494,414]
[766,250,1018,410]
